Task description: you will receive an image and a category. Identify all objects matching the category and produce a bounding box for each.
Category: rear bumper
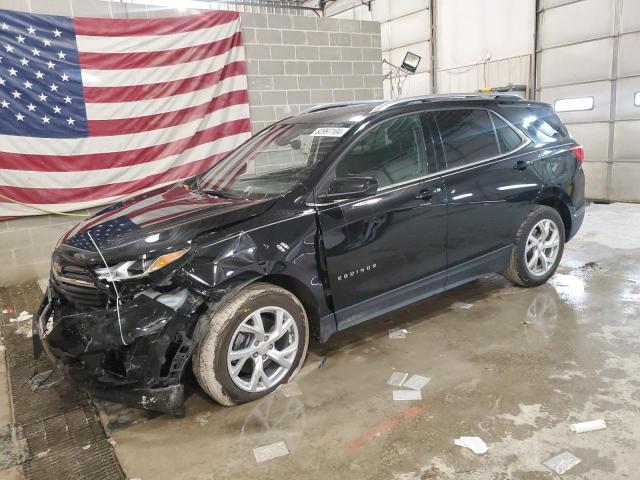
[34,289,200,415]
[567,204,586,241]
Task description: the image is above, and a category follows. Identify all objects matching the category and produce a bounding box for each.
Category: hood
[59,183,275,262]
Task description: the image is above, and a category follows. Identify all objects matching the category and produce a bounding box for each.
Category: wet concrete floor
[106,203,640,479]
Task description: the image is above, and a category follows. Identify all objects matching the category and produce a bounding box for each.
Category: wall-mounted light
[401,51,421,74]
[634,91,640,107]
[554,96,594,112]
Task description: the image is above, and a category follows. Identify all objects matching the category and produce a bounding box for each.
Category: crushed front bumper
[33,289,202,415]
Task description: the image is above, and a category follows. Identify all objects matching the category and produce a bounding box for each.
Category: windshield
[197,123,349,199]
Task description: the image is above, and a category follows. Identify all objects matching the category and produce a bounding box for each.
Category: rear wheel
[505,205,565,287]
[193,283,309,406]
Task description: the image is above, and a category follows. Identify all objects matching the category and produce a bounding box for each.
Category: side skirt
[329,245,513,337]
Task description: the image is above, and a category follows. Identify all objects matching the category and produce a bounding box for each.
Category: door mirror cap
[323,176,378,201]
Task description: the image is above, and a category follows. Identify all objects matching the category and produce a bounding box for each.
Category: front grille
[51,265,108,309]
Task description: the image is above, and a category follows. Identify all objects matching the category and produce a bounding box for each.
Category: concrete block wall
[241,13,383,133]
[0,5,384,285]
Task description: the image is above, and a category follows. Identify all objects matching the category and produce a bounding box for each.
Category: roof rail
[299,100,383,115]
[370,93,523,113]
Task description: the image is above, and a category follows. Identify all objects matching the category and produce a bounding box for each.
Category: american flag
[0,9,252,217]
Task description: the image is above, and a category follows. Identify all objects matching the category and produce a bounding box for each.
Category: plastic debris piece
[570,419,606,433]
[19,311,28,317]
[1,308,13,315]
[318,357,327,369]
[454,436,489,455]
[403,374,431,391]
[393,390,422,401]
[280,382,303,398]
[388,328,408,339]
[451,302,473,310]
[82,444,91,450]
[10,313,33,323]
[30,369,63,391]
[0,346,5,352]
[387,372,408,387]
[543,451,582,474]
[253,441,289,463]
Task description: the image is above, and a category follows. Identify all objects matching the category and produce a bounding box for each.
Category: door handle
[514,159,532,170]
[415,187,442,200]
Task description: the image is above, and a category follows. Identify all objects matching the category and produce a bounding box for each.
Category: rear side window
[434,109,499,168]
[514,107,569,145]
[491,112,523,153]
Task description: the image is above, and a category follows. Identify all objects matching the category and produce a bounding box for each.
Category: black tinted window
[491,113,522,153]
[336,114,427,188]
[435,109,498,168]
[514,107,569,145]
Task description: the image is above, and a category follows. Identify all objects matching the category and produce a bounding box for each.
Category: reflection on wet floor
[105,204,640,480]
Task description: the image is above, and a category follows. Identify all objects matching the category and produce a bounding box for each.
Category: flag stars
[53,29,62,38]
[57,51,66,60]
[63,95,72,104]
[23,80,32,89]
[4,44,14,53]
[0,77,4,86]
[8,67,17,76]
[19,57,29,67]
[0,99,9,109]
[60,72,69,82]
[0,23,9,31]
[26,26,36,35]
[15,112,24,121]
[41,115,50,124]
[42,39,51,47]
[11,90,21,99]
[26,103,36,112]
[66,117,75,126]
[15,34,25,44]
[31,47,41,57]
[35,71,44,79]
[38,92,47,102]
[50,83,58,92]
[52,105,61,114]
[46,60,55,69]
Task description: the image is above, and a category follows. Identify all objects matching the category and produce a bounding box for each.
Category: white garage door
[536,0,640,201]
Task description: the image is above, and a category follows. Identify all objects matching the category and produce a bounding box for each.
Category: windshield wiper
[200,187,245,199]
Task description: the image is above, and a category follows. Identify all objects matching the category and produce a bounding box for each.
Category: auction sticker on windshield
[310,127,350,137]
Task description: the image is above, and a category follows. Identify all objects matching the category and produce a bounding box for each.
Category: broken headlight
[94,248,190,282]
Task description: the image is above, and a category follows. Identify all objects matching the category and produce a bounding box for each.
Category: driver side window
[335,114,428,189]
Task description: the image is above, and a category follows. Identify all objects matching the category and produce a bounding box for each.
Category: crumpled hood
[59,183,275,262]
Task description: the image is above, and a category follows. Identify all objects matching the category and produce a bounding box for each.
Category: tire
[192,283,309,406]
[505,205,565,287]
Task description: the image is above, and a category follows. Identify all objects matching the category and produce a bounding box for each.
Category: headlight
[95,248,190,281]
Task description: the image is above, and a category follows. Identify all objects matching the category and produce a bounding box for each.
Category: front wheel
[193,283,309,406]
[505,205,565,287]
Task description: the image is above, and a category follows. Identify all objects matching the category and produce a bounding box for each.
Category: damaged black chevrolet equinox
[35,94,586,414]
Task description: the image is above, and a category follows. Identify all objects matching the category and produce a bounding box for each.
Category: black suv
[35,94,585,414]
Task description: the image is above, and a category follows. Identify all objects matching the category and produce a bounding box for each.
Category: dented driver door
[315,113,448,331]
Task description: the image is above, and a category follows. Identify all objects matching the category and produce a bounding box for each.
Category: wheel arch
[535,188,573,240]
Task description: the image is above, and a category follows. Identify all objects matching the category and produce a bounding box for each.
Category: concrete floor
[10,202,640,480]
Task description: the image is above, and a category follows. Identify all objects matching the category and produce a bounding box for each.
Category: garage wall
[327,0,433,98]
[0,3,383,285]
[537,0,640,201]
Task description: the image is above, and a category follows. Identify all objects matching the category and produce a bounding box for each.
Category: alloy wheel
[525,219,561,276]
[227,306,299,392]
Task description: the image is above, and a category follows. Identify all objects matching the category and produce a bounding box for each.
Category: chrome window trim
[310,141,576,212]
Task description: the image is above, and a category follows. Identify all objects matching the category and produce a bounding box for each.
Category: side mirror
[323,176,378,201]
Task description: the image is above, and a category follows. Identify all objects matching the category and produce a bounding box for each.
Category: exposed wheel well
[536,197,571,240]
[254,274,321,341]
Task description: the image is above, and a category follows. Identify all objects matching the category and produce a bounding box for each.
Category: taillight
[570,145,584,164]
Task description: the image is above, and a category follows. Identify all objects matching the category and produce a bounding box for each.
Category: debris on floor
[9,311,33,323]
[29,369,63,391]
[570,419,606,433]
[387,371,409,387]
[403,374,431,391]
[543,451,582,474]
[280,382,303,398]
[388,328,409,339]
[392,390,422,401]
[253,441,289,463]
[194,412,211,426]
[454,436,488,455]
[451,301,473,310]
[318,357,327,369]
[1,308,13,315]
